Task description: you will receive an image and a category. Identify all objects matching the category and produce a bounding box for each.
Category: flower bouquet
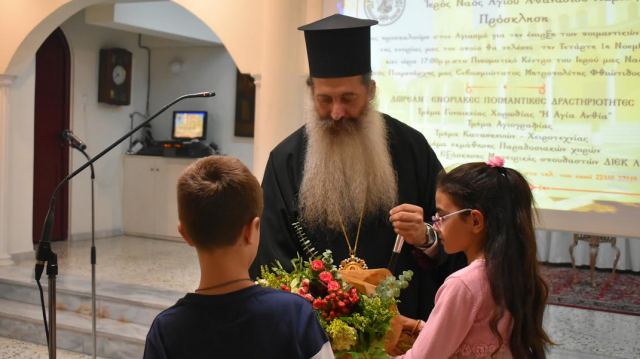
[258,250,413,358]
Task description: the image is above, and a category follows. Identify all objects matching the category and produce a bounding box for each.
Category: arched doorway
[1,1,308,255]
[33,27,70,244]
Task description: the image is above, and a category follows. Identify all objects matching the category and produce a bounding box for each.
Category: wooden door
[33,28,70,243]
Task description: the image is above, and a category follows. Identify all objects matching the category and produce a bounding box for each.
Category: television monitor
[172,111,207,141]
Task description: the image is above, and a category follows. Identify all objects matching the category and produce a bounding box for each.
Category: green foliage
[325,318,358,351]
[376,270,413,302]
[257,251,413,358]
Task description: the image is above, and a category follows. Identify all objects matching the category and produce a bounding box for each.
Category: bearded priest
[250,14,466,320]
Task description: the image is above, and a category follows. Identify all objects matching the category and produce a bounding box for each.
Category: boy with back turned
[143,156,333,359]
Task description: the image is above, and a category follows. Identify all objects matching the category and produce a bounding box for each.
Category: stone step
[0,298,146,358]
[0,265,182,327]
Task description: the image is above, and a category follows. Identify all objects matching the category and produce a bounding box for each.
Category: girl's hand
[397,314,422,332]
[387,314,424,356]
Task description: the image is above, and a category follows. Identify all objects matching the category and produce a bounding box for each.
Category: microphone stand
[74,148,97,359]
[35,91,215,359]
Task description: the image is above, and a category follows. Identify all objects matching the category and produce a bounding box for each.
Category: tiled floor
[545,305,639,358]
[0,336,99,359]
[5,235,640,358]
[13,236,200,293]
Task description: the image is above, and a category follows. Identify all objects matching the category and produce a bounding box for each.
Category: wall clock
[98,48,132,105]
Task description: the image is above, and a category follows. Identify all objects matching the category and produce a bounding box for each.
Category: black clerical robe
[250,113,465,319]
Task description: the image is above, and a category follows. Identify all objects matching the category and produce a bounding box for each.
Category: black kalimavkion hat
[298,14,378,78]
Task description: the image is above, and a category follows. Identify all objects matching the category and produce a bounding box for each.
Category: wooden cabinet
[122,155,196,239]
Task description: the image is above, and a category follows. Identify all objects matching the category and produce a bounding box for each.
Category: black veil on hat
[299,14,378,78]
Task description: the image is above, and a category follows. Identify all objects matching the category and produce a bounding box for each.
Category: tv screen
[172,111,207,141]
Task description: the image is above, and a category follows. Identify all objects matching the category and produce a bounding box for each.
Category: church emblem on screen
[364,0,406,26]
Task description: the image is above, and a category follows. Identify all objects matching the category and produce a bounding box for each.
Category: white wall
[0,0,105,75]
[110,2,221,44]
[6,61,36,254]
[60,11,149,240]
[148,46,253,169]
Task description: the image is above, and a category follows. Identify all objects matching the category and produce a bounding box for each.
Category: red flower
[311,260,325,271]
[319,271,333,283]
[327,280,340,292]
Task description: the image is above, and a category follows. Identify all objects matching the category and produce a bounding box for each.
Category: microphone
[34,91,216,280]
[61,130,87,150]
[388,235,404,272]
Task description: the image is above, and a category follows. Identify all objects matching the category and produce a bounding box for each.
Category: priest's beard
[299,103,398,232]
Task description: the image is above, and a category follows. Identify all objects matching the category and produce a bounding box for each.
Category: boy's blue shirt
[144,285,329,359]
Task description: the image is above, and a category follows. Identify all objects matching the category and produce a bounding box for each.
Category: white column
[0,74,16,265]
[252,0,322,180]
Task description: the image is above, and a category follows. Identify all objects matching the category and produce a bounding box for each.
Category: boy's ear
[243,217,260,246]
[177,222,195,247]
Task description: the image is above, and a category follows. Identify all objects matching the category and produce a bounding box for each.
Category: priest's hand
[389,204,427,247]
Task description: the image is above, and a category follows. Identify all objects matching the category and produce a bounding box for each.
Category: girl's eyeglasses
[430,208,473,231]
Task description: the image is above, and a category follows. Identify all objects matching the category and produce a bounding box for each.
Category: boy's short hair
[177,156,263,249]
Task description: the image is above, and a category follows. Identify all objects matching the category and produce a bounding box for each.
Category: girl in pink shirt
[395,157,552,359]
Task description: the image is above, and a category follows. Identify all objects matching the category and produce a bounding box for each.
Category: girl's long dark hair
[437,162,552,358]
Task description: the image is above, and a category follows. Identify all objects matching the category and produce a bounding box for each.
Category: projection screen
[334,0,640,238]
